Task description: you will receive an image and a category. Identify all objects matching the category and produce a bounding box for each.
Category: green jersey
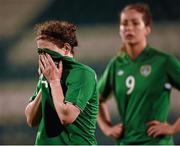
[98,46,180,145]
[29,49,98,145]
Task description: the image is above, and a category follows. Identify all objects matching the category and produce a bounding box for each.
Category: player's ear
[63,43,72,55]
[146,26,151,35]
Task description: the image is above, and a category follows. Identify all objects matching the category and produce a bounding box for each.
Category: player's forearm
[25,90,42,127]
[172,117,180,134]
[98,101,112,133]
[50,81,74,124]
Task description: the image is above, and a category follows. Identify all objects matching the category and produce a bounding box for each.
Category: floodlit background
[0,0,180,144]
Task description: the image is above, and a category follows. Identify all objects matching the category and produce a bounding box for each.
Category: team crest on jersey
[140,65,151,77]
[117,70,124,76]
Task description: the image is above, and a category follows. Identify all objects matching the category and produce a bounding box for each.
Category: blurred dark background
[0,0,180,144]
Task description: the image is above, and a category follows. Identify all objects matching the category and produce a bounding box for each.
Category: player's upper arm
[60,103,80,125]
[98,59,114,100]
[65,68,97,111]
[28,75,42,102]
[167,55,180,90]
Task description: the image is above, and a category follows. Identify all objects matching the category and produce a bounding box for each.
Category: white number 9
[126,76,135,95]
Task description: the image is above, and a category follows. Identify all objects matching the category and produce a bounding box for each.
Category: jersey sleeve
[65,69,97,111]
[28,76,42,102]
[167,55,180,90]
[98,59,114,100]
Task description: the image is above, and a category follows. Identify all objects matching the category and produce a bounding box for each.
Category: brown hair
[35,20,78,54]
[120,3,152,27]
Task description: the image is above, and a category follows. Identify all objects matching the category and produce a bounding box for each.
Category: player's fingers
[39,59,45,72]
[58,61,63,72]
[40,55,47,68]
[147,126,154,133]
[42,54,51,67]
[147,126,157,136]
[112,132,120,139]
[46,53,56,68]
[116,131,122,138]
[147,120,160,126]
[153,131,161,138]
[148,129,156,137]
[113,135,120,139]
[38,67,41,75]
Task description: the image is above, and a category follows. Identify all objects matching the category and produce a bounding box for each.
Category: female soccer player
[98,3,180,145]
[25,21,98,145]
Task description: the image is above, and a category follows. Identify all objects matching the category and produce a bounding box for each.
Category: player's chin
[125,39,138,45]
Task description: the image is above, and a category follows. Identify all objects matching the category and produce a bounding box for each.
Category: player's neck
[125,41,147,60]
[64,53,73,58]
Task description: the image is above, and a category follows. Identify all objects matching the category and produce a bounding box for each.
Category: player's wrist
[49,79,61,86]
[172,123,178,135]
[102,124,112,136]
